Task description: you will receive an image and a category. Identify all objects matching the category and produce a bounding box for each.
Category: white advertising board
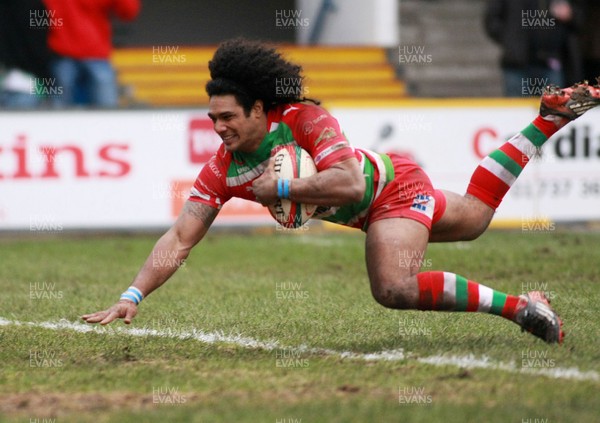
[0,110,272,230]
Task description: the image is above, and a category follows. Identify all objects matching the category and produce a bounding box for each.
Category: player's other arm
[81,201,218,325]
[126,201,217,299]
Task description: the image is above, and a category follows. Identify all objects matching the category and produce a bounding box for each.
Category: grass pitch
[0,227,599,422]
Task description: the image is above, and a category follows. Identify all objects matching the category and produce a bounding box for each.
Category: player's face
[208,95,267,153]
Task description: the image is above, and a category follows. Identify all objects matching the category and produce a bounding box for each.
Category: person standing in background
[0,0,55,108]
[484,0,584,97]
[580,0,600,84]
[43,0,141,108]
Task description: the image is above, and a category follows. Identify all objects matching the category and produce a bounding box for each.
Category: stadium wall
[295,0,399,46]
[1,102,599,231]
[112,0,296,46]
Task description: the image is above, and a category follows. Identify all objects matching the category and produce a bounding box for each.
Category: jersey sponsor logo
[410,194,435,219]
[312,114,328,124]
[208,160,222,178]
[314,127,338,146]
[314,141,348,165]
[303,121,314,135]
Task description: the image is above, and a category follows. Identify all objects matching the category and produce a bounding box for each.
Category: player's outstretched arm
[81,201,219,325]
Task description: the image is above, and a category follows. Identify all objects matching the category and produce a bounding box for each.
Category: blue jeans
[51,58,118,107]
[0,90,41,108]
[503,66,564,97]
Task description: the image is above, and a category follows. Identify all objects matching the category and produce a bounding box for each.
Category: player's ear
[251,99,265,117]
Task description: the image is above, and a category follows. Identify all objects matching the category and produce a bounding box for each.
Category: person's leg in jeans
[533,64,565,89]
[50,57,80,107]
[502,66,527,97]
[82,60,118,108]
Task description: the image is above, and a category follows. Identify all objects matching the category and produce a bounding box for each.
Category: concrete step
[396,45,500,65]
[397,0,501,97]
[405,64,500,81]
[410,79,503,97]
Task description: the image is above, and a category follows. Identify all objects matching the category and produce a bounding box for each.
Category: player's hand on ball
[82,300,138,325]
[251,157,278,206]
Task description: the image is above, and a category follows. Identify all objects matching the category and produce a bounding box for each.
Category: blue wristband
[277,179,291,199]
[282,179,290,199]
[120,286,144,305]
[277,179,284,199]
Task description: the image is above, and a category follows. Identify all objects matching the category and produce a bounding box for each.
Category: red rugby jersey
[189,103,394,229]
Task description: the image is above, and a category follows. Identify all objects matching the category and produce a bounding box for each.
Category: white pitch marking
[1,317,597,382]
[417,354,600,382]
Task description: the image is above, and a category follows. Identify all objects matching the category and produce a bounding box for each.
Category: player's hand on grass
[81,300,138,325]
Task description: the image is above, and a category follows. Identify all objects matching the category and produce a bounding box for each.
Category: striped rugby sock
[467,115,558,209]
[417,271,522,320]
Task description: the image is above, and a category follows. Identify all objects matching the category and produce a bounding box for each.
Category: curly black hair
[206,38,318,115]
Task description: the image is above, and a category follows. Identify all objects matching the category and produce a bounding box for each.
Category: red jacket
[44,0,140,59]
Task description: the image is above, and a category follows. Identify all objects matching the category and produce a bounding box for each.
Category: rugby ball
[268,145,318,228]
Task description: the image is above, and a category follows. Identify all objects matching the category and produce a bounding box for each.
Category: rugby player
[83,38,600,344]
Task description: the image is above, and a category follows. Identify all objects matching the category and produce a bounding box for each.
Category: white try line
[1,317,598,382]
